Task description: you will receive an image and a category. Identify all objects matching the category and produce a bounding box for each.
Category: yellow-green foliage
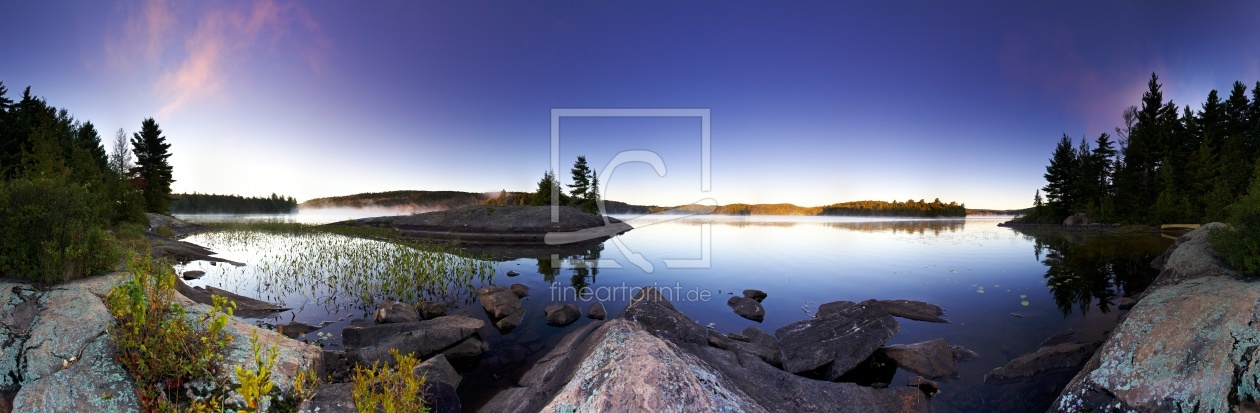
[234,330,278,413]
[105,254,235,412]
[291,367,321,403]
[351,350,428,413]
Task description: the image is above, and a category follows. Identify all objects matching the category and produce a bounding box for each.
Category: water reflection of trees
[1015,228,1171,317]
[537,244,603,295]
[822,220,965,235]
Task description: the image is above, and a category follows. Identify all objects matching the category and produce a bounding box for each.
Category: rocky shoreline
[2,215,1248,412]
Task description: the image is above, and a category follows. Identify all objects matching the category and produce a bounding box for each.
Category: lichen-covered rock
[22,282,114,384]
[482,287,929,413]
[174,294,323,395]
[1052,223,1260,412]
[12,334,140,413]
[1062,212,1088,227]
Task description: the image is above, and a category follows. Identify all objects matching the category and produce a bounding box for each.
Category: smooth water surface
[176,215,1171,412]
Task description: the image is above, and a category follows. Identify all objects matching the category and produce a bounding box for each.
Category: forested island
[171,193,298,214]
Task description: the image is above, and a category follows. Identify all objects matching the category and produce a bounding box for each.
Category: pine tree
[1043,135,1078,217]
[568,156,592,202]
[131,118,174,213]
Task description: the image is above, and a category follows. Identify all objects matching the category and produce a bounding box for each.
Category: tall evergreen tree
[568,155,592,201]
[1043,135,1078,217]
[131,118,174,213]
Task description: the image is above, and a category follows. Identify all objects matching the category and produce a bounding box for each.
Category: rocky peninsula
[333,205,632,245]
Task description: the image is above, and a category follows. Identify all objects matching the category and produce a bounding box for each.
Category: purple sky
[3,1,1258,209]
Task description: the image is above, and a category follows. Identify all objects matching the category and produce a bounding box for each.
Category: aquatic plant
[191,221,495,312]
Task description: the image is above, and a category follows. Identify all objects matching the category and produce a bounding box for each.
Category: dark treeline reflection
[1015,228,1172,317]
[537,245,603,295]
[823,219,966,235]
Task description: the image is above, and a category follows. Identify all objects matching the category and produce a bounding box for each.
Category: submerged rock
[743,289,767,302]
[880,339,958,379]
[984,342,1100,385]
[545,304,581,327]
[478,286,522,320]
[779,299,899,380]
[277,322,319,339]
[586,302,606,320]
[482,287,929,412]
[495,308,525,331]
[875,299,949,323]
[727,296,765,322]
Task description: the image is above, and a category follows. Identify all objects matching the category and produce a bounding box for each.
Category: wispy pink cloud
[107,0,327,118]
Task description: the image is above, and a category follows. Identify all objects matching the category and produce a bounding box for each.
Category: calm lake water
[176,213,1171,412]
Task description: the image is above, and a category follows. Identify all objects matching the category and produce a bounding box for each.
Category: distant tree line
[171,193,298,214]
[1030,73,1260,225]
[821,199,966,217]
[303,190,487,210]
[0,81,174,282]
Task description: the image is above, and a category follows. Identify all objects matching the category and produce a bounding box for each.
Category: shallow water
[176,215,1170,412]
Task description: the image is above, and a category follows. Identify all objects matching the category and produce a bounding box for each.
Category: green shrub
[0,177,117,283]
[1212,162,1260,276]
[106,255,235,411]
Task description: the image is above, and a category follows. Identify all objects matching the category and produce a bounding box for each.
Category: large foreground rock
[481,287,928,412]
[778,300,899,380]
[1052,224,1260,411]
